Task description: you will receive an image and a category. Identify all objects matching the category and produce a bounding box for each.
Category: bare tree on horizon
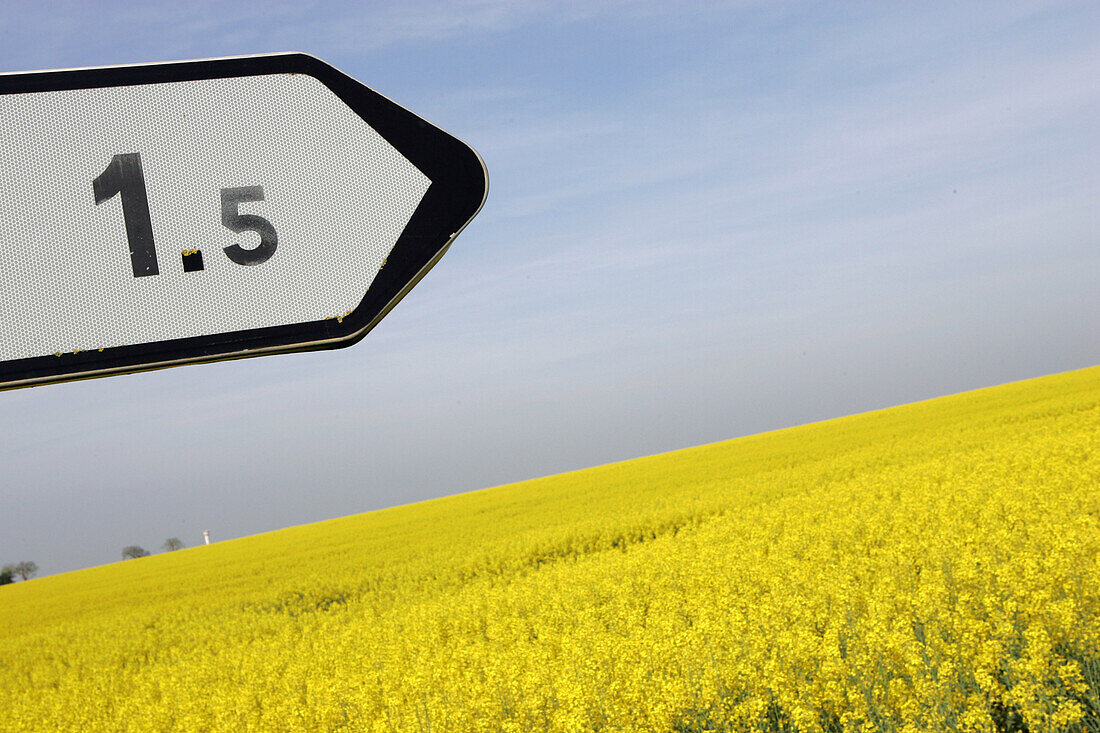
[121,546,149,560]
[13,561,38,580]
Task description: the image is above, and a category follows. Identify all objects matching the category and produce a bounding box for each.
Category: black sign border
[0,53,488,390]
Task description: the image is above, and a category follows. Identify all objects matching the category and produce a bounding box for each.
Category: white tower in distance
[203,530,211,545]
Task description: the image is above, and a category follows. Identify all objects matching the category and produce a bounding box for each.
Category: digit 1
[93,153,159,277]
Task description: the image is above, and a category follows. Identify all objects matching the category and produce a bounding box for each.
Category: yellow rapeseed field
[2,366,1098,732]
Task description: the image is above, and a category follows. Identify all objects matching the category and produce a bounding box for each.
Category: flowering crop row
[2,366,1098,731]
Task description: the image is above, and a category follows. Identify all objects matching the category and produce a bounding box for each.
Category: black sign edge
[0,53,488,391]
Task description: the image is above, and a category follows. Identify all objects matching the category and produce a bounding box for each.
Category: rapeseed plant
[1,366,1097,732]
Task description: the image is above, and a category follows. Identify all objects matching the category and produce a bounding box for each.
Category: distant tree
[13,561,38,580]
[162,537,185,552]
[0,566,13,585]
[121,545,149,560]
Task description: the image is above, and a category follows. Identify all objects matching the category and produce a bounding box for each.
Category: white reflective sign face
[0,74,430,360]
[0,54,487,390]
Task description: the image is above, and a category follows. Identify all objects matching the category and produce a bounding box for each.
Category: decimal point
[182,249,205,272]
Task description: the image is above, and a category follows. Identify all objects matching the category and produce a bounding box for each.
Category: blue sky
[1,1,1097,575]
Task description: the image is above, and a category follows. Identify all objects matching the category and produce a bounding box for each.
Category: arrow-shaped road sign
[0,53,487,390]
